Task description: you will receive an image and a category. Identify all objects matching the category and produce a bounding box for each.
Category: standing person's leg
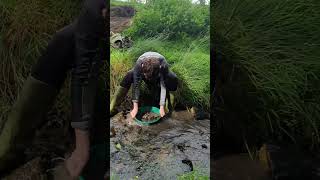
[147,81,161,107]
[82,64,108,179]
[0,23,75,175]
[164,71,178,91]
[66,0,107,178]
[164,71,178,111]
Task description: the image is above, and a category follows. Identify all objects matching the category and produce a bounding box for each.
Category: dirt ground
[110,6,135,33]
[109,110,210,180]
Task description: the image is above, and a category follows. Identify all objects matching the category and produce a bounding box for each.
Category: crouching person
[110,52,178,123]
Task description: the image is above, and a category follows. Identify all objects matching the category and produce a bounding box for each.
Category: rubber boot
[110,86,128,116]
[81,75,107,179]
[165,92,175,113]
[0,76,58,174]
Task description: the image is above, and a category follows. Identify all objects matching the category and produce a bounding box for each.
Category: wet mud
[141,112,160,121]
[213,154,270,180]
[110,110,210,180]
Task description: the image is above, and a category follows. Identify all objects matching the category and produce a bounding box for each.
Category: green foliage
[213,0,320,149]
[125,0,209,40]
[111,1,210,110]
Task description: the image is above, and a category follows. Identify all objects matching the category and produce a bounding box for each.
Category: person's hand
[130,107,138,119]
[160,106,166,117]
[65,129,90,179]
[130,102,139,119]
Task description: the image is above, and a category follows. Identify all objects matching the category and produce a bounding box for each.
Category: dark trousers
[31,0,107,131]
[30,0,107,178]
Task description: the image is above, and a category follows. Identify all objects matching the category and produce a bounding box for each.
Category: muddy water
[213,154,270,180]
[110,110,210,180]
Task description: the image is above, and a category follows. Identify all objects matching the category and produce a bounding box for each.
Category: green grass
[111,0,144,11]
[177,169,209,180]
[110,169,209,180]
[0,0,81,130]
[110,36,210,111]
[110,173,121,180]
[213,0,320,150]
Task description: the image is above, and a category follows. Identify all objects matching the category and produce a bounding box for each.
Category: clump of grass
[110,172,120,180]
[110,49,132,95]
[213,0,320,150]
[0,0,81,129]
[177,169,209,180]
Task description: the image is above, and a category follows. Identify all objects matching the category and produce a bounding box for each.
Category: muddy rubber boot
[0,76,58,174]
[110,86,128,116]
[81,143,106,180]
[52,163,72,180]
[165,92,175,113]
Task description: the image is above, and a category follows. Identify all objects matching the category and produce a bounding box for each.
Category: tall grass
[213,0,320,150]
[0,0,81,129]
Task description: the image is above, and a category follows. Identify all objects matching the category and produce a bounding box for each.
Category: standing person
[110,52,178,123]
[0,0,107,179]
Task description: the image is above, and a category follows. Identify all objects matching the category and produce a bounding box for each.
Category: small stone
[202,144,208,149]
[116,143,122,150]
[111,127,116,137]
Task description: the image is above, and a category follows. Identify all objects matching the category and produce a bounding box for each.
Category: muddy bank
[213,143,320,180]
[110,110,210,179]
[1,108,74,179]
[111,6,135,17]
[110,6,135,33]
[213,154,270,180]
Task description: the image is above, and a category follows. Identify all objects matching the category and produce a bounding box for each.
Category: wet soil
[141,112,160,121]
[110,110,210,180]
[3,157,45,180]
[2,106,74,179]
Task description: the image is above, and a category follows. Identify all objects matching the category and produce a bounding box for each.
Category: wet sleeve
[159,75,166,106]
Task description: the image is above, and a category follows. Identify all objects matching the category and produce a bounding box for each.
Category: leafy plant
[125,0,209,40]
